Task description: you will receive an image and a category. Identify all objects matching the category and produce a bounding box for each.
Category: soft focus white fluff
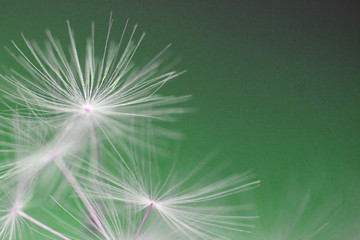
[0,16,257,240]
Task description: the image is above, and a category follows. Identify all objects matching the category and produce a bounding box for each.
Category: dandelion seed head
[0,208,21,240]
[78,149,260,240]
[1,17,189,137]
[0,179,34,240]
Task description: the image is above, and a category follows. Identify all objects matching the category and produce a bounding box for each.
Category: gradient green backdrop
[0,0,359,239]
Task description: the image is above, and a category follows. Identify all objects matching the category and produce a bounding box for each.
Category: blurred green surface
[0,0,359,239]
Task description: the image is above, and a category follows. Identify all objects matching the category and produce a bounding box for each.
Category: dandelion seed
[47,181,182,240]
[77,148,260,239]
[1,15,189,137]
[0,116,87,182]
[0,114,112,239]
[0,178,71,240]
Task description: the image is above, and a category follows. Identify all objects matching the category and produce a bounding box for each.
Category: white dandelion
[47,185,183,240]
[1,15,189,182]
[1,15,188,131]
[0,178,73,240]
[0,114,113,240]
[0,15,257,240]
[0,115,87,182]
[76,148,260,240]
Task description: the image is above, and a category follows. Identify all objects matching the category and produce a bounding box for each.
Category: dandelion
[1,14,189,180]
[0,15,257,240]
[0,14,188,135]
[0,177,73,240]
[48,187,182,240]
[0,114,111,239]
[77,146,260,239]
[0,184,28,240]
[0,114,87,182]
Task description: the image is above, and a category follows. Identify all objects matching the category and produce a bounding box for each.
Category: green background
[0,0,359,239]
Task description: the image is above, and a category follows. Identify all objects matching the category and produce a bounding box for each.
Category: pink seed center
[12,206,18,213]
[83,104,93,113]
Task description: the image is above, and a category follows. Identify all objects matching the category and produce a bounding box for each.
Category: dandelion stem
[55,157,110,240]
[16,209,71,240]
[134,202,154,240]
[89,119,101,167]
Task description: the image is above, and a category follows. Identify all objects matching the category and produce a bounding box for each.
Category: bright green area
[0,0,359,239]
